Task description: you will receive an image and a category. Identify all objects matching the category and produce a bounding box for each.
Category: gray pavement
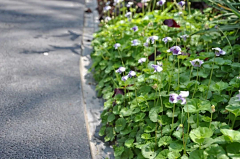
[0,0,91,158]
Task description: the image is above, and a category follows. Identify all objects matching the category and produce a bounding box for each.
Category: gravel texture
[0,0,91,158]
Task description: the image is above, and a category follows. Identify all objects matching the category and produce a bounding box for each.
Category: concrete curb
[80,0,114,158]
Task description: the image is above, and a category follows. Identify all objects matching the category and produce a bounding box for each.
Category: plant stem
[152,0,156,11]
[205,56,215,99]
[178,57,180,91]
[192,68,199,99]
[155,123,158,149]
[232,114,236,129]
[171,103,176,130]
[154,42,157,65]
[218,27,234,61]
[197,111,199,127]
[182,126,186,154]
[187,0,191,15]
[143,3,145,15]
[189,66,193,80]
[209,112,213,128]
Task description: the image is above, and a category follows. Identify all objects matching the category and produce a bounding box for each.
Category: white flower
[122,75,129,81]
[128,71,136,77]
[125,12,132,18]
[116,67,126,74]
[138,58,147,64]
[212,47,226,56]
[162,37,172,44]
[127,2,134,7]
[179,91,189,98]
[169,93,178,103]
[105,16,111,22]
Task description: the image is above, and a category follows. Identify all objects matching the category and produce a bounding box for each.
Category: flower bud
[152,84,158,89]
[211,105,215,112]
[148,22,153,27]
[144,53,148,57]
[177,38,181,42]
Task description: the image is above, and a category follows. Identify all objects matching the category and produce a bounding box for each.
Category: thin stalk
[189,66,193,80]
[187,0,191,15]
[143,3,145,15]
[218,27,234,61]
[178,57,180,91]
[154,42,157,65]
[197,111,199,127]
[192,68,199,99]
[205,56,215,99]
[152,0,156,11]
[171,103,176,130]
[182,126,186,154]
[209,112,213,128]
[232,114,236,129]
[155,123,158,149]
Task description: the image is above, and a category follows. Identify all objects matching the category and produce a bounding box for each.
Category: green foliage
[91,1,240,158]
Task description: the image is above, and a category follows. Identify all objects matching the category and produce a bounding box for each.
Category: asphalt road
[0,0,91,158]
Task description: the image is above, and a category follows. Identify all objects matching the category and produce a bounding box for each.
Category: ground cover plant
[91,0,240,158]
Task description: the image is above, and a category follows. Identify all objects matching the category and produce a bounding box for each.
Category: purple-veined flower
[132,26,138,32]
[138,58,147,64]
[143,42,149,47]
[237,76,240,79]
[106,1,111,5]
[178,1,185,7]
[116,67,126,74]
[167,46,181,55]
[105,16,111,22]
[127,2,134,7]
[162,37,172,44]
[122,75,129,81]
[169,93,178,103]
[177,91,189,105]
[215,25,218,29]
[125,12,132,18]
[156,0,166,6]
[128,71,136,77]
[131,39,140,46]
[151,64,163,73]
[114,43,121,49]
[103,6,111,12]
[147,36,159,44]
[180,34,189,41]
[190,59,204,67]
[212,47,226,56]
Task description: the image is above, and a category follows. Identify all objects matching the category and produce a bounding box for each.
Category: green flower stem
[171,103,176,130]
[232,114,236,129]
[143,3,145,15]
[156,72,164,114]
[197,110,199,127]
[154,42,157,65]
[189,66,193,80]
[217,27,234,61]
[124,83,127,106]
[152,0,156,11]
[209,112,213,128]
[183,126,186,154]
[192,68,199,99]
[155,123,158,149]
[205,56,215,99]
[122,1,125,17]
[187,0,191,15]
[168,57,176,93]
[178,57,180,91]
